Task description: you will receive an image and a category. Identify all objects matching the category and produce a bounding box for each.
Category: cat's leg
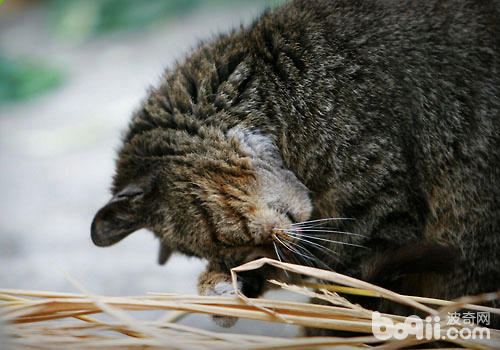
[198,261,242,328]
[198,260,278,327]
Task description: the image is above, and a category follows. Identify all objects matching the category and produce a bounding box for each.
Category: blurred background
[0,0,303,336]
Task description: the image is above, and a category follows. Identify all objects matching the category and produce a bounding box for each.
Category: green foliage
[47,0,289,40]
[48,0,201,39]
[0,57,64,105]
[0,0,290,105]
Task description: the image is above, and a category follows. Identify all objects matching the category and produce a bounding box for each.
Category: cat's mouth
[217,234,301,266]
[217,245,277,265]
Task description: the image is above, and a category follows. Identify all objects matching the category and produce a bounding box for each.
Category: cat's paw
[213,314,238,328]
[203,281,242,328]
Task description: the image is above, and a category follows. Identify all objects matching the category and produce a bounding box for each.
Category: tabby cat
[91,0,500,331]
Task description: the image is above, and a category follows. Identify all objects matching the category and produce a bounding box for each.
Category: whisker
[272,241,289,277]
[284,242,323,268]
[274,235,302,256]
[277,228,366,238]
[290,242,335,271]
[291,221,342,229]
[275,233,337,271]
[273,234,316,264]
[287,247,309,266]
[282,231,341,257]
[282,223,334,230]
[280,234,338,255]
[291,217,353,227]
[272,241,283,262]
[284,230,368,249]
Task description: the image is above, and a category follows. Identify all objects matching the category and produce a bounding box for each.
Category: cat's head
[91,117,312,267]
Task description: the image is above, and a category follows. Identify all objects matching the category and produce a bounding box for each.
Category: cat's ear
[158,238,172,265]
[91,185,145,247]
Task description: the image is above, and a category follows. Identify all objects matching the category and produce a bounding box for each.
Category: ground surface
[0,2,303,336]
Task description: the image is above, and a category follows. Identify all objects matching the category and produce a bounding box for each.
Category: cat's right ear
[91,185,145,247]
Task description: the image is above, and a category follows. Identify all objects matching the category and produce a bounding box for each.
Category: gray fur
[92,0,500,331]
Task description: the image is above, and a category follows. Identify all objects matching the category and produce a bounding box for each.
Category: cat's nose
[260,224,275,242]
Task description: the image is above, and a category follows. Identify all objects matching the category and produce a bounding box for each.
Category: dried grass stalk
[1,258,499,350]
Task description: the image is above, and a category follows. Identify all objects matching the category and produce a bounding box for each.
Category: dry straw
[1,258,499,349]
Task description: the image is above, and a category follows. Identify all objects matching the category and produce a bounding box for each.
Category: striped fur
[92,0,500,329]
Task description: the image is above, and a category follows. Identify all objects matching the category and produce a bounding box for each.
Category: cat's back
[253,0,500,178]
[277,0,500,302]
[114,0,500,304]
[250,0,500,253]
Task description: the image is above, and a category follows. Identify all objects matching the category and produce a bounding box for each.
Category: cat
[91,0,500,332]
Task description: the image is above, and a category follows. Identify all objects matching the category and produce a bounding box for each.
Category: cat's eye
[271,203,297,224]
[285,211,297,224]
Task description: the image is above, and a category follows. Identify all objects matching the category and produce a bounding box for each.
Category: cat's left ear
[158,237,172,265]
[91,184,145,247]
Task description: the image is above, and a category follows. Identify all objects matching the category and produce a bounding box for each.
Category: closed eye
[285,211,297,224]
[269,203,297,224]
